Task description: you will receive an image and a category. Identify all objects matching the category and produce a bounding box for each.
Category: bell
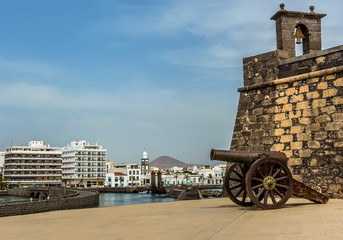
[294,26,305,44]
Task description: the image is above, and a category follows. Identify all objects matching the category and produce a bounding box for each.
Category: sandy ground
[1,198,343,240]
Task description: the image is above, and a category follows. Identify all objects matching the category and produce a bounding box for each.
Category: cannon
[211,149,329,209]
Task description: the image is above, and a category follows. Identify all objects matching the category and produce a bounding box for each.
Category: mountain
[150,156,188,169]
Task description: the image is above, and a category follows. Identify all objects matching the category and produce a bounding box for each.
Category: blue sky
[0,0,342,164]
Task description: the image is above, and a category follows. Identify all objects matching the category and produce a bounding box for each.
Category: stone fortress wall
[230,5,343,198]
[0,187,99,217]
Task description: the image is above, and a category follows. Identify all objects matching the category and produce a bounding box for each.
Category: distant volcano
[150,156,187,169]
[150,156,204,169]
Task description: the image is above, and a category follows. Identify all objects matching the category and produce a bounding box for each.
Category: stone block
[306,123,321,132]
[304,109,320,118]
[325,122,343,131]
[316,56,326,63]
[289,111,301,118]
[280,135,293,143]
[338,130,343,138]
[314,132,327,140]
[333,77,343,87]
[276,96,288,105]
[299,85,309,93]
[281,119,292,127]
[290,126,304,134]
[270,144,284,152]
[306,91,320,99]
[290,94,304,103]
[309,159,317,166]
[267,106,280,114]
[332,97,343,105]
[291,142,303,150]
[334,142,343,147]
[276,84,288,90]
[299,149,312,158]
[315,115,331,123]
[262,137,275,145]
[285,87,296,96]
[297,133,312,141]
[288,158,302,165]
[308,77,320,84]
[312,99,326,108]
[252,108,263,116]
[333,113,343,122]
[323,89,338,98]
[282,104,292,112]
[326,74,336,80]
[274,129,285,136]
[317,82,327,90]
[274,113,286,121]
[321,106,336,114]
[308,141,320,148]
[283,150,293,158]
[299,118,311,125]
[296,101,309,110]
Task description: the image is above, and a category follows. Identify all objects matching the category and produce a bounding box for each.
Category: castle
[231,4,343,198]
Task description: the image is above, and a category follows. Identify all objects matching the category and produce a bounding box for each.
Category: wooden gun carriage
[211,149,329,209]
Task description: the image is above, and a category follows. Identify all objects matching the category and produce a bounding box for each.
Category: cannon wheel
[224,163,254,206]
[245,157,293,209]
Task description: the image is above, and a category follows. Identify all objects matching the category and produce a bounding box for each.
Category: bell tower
[271,3,326,58]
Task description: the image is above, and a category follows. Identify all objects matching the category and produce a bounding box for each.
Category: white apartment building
[3,141,62,187]
[105,172,129,187]
[106,163,141,187]
[0,152,6,179]
[61,140,106,188]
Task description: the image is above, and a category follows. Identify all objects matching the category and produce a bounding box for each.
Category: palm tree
[131,176,136,187]
[185,174,190,185]
[199,175,204,185]
[208,174,213,185]
[119,176,124,187]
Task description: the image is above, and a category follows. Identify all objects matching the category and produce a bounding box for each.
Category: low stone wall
[0,188,99,217]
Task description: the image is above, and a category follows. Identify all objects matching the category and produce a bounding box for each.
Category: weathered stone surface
[231,20,343,197]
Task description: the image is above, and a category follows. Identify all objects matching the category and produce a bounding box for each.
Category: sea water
[98,193,175,207]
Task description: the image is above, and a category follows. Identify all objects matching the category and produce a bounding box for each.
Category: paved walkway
[1,198,343,240]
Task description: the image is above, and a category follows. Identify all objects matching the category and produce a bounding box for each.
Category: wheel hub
[263,176,276,190]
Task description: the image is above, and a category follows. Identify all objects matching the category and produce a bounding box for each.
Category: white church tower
[141,149,149,175]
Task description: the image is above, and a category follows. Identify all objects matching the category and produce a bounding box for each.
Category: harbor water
[98,193,175,207]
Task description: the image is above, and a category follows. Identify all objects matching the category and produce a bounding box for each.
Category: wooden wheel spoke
[256,169,265,179]
[275,176,288,182]
[238,164,245,174]
[230,183,242,190]
[233,169,243,179]
[242,191,247,203]
[234,187,244,198]
[269,163,274,176]
[270,190,277,204]
[275,183,289,189]
[229,177,241,182]
[256,188,265,199]
[273,188,284,198]
[252,177,264,182]
[263,190,269,205]
[272,168,282,178]
[252,183,264,190]
[263,163,268,177]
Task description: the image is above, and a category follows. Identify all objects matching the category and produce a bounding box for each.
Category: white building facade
[105,163,141,187]
[3,141,62,187]
[61,140,106,188]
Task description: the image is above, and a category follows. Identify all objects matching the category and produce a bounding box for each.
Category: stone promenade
[1,198,343,240]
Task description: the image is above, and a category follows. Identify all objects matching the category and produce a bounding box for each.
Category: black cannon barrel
[210,149,287,165]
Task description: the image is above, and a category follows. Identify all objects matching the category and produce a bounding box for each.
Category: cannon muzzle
[210,149,287,165]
